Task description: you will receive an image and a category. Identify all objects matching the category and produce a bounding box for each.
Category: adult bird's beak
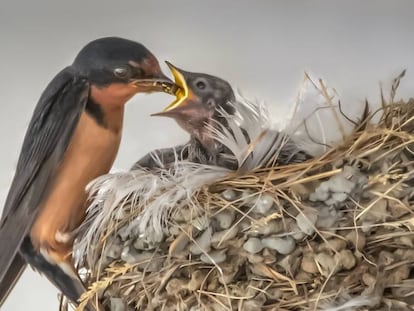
[151,61,198,117]
[131,72,175,94]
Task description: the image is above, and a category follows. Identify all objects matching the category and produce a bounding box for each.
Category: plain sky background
[0,1,413,310]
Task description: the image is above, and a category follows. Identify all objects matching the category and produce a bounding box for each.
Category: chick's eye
[113,67,130,79]
[195,80,206,90]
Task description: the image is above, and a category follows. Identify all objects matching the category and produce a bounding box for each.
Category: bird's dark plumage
[0,37,173,309]
[73,37,162,86]
[0,69,88,307]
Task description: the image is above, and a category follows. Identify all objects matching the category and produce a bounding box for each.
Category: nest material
[73,76,414,311]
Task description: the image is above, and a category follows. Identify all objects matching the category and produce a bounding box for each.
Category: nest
[71,73,414,311]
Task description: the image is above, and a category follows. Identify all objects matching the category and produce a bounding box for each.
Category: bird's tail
[20,237,98,311]
[0,253,26,308]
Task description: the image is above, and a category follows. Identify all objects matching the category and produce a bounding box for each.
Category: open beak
[151,61,191,116]
[131,72,175,94]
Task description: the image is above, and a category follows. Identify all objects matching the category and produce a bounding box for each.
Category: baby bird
[133,63,311,171]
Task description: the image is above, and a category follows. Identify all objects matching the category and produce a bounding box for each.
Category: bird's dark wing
[131,144,189,170]
[131,138,239,171]
[0,66,89,293]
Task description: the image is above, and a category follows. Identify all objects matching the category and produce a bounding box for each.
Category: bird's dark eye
[113,67,130,79]
[195,80,207,90]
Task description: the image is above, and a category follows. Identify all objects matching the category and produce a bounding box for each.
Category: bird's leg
[31,212,78,268]
[23,237,101,311]
[55,228,81,245]
[28,212,94,307]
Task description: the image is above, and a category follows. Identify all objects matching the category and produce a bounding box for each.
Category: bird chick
[133,63,311,171]
[134,63,238,169]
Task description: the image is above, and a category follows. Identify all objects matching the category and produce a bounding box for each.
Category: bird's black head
[152,62,236,149]
[72,37,173,93]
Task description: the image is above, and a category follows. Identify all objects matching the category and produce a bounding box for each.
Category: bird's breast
[30,108,124,253]
[56,109,123,186]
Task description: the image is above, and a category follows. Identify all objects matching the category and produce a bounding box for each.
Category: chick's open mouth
[162,63,189,112]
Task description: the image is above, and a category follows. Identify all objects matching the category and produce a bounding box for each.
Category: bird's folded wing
[131,144,189,170]
[0,67,89,285]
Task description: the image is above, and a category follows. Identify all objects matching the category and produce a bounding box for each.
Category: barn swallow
[133,63,311,170]
[155,62,236,149]
[133,62,237,170]
[0,37,173,309]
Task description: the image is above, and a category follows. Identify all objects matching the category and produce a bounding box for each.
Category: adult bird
[0,37,173,309]
[133,63,310,171]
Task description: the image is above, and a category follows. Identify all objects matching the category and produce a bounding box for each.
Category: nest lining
[70,74,414,311]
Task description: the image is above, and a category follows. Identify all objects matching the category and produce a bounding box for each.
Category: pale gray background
[0,0,413,310]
